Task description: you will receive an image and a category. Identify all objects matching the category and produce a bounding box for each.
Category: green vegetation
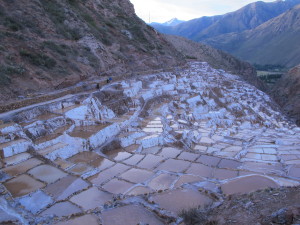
[0,64,26,86]
[3,65,26,76]
[41,40,98,69]
[186,55,197,60]
[40,0,82,40]
[67,0,79,6]
[258,72,282,85]
[20,50,56,69]
[3,17,22,31]
[254,64,286,72]
[255,64,286,86]
[81,13,97,28]
[40,0,66,23]
[81,47,99,68]
[42,41,67,56]
[0,72,11,86]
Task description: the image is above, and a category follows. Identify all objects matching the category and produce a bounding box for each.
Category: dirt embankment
[182,186,300,225]
[272,64,300,126]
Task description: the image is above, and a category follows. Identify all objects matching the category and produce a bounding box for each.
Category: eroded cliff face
[0,0,185,102]
[272,64,300,125]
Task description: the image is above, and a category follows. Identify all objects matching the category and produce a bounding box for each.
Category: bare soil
[182,186,300,225]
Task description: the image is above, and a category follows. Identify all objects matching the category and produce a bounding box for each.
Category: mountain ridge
[204,4,300,67]
[150,0,300,67]
[151,0,300,42]
[150,18,185,27]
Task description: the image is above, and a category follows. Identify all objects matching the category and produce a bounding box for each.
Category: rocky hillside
[205,4,300,68]
[165,35,265,90]
[272,64,300,125]
[0,0,185,102]
[151,0,300,42]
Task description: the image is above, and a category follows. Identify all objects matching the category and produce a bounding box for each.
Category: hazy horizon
[129,0,276,23]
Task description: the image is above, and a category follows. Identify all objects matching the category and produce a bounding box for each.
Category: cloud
[129,0,275,23]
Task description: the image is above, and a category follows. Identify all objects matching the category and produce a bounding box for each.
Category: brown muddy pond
[68,124,110,139]
[221,175,279,195]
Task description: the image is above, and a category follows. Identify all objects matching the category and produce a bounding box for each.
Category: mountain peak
[162,18,185,26]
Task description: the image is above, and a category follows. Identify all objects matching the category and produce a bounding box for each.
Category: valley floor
[0,62,299,225]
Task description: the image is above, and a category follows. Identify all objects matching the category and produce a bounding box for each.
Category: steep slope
[165,35,265,90]
[205,4,300,68]
[272,64,300,125]
[151,0,300,42]
[0,0,185,102]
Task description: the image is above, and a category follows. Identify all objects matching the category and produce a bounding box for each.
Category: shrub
[5,65,26,76]
[3,17,22,31]
[82,13,97,28]
[40,0,66,23]
[186,55,197,60]
[68,28,82,40]
[68,0,78,6]
[0,65,14,86]
[20,50,56,69]
[0,72,11,86]
[43,41,66,56]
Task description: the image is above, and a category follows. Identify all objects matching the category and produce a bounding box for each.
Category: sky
[129,0,276,23]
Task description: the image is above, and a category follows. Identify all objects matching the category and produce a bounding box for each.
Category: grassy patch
[179,208,218,225]
[254,64,286,72]
[20,50,56,69]
[0,72,11,86]
[3,65,26,76]
[40,0,66,23]
[81,13,97,28]
[42,41,67,56]
[0,64,26,86]
[81,47,99,68]
[186,55,197,60]
[3,17,22,31]
[40,0,82,40]
[67,0,79,6]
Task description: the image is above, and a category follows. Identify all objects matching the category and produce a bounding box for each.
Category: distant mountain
[151,0,300,42]
[205,4,300,68]
[165,34,265,90]
[151,15,222,37]
[272,64,300,125]
[162,18,185,26]
[150,18,184,27]
[151,0,300,68]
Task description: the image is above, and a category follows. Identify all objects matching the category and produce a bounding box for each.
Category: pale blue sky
[129,0,276,23]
